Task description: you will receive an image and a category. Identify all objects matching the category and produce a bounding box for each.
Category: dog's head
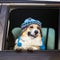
[21,18,42,39]
[27,24,42,38]
[21,24,42,39]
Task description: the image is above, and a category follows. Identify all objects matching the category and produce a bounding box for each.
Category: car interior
[3,7,58,50]
[0,2,60,60]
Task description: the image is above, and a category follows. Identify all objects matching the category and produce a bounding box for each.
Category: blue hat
[21,18,42,30]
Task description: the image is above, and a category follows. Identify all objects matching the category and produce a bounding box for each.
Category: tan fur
[14,24,42,50]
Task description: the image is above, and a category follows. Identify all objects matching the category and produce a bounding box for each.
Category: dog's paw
[27,48,34,52]
[15,49,22,52]
[14,45,23,52]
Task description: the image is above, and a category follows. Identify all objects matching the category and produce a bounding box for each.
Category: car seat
[12,27,55,50]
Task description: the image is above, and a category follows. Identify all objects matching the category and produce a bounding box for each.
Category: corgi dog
[14,18,45,51]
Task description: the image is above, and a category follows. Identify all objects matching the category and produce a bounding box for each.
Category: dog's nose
[34,30,38,35]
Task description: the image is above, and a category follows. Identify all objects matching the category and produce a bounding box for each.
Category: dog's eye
[30,26,33,28]
[37,27,40,30]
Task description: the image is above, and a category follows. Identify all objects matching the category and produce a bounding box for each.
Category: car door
[0,2,60,60]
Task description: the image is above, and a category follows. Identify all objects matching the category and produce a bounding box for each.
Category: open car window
[2,7,58,50]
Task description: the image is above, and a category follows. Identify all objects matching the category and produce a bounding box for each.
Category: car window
[4,7,58,50]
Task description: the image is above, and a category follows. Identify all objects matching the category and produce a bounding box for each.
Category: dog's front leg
[27,46,40,51]
[14,37,24,51]
[32,46,40,50]
[14,44,23,51]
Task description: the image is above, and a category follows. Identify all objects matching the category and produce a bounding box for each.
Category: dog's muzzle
[28,30,38,38]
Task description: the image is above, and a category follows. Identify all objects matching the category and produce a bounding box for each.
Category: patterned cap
[21,18,42,30]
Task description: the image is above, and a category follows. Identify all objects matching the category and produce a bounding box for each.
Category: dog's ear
[21,28,27,35]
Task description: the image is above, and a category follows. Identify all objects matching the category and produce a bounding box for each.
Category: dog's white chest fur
[21,36,42,46]
[14,36,42,50]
